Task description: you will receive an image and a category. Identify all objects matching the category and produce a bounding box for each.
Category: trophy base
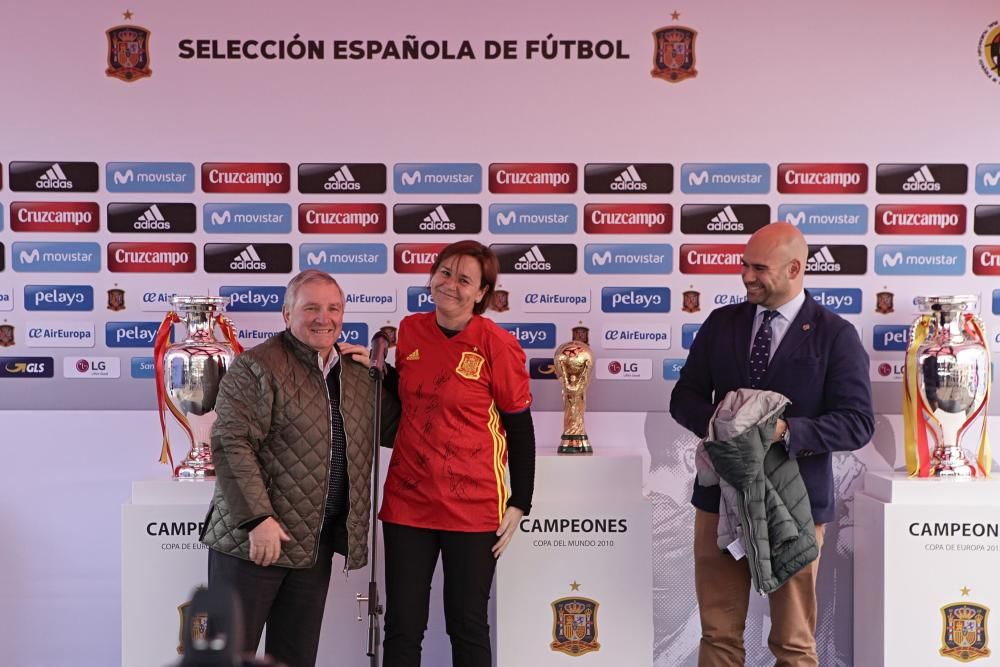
[558,434,592,455]
[929,447,978,478]
[174,448,215,480]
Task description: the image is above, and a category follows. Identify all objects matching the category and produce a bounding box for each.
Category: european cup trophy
[553,340,594,454]
[153,296,243,479]
[904,295,992,478]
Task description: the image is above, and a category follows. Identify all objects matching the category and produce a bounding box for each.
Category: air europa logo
[11,202,100,232]
[201,162,290,193]
[107,242,197,272]
[393,243,448,273]
[300,204,387,233]
[777,163,868,194]
[488,163,577,194]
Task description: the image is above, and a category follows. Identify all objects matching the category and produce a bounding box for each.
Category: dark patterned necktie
[749,310,778,389]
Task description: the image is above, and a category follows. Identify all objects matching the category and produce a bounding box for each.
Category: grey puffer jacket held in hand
[699,388,818,594]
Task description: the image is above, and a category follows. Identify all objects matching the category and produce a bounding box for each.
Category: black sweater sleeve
[500,408,536,515]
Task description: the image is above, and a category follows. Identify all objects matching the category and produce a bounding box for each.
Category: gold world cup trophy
[554,340,594,454]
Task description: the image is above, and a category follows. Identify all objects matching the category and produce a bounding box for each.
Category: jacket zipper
[741,492,765,595]
[337,362,352,577]
[314,362,333,566]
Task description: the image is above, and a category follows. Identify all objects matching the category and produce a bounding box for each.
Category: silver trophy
[158,296,241,479]
[910,295,989,477]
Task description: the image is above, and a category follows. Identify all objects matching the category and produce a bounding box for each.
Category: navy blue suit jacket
[669,290,874,523]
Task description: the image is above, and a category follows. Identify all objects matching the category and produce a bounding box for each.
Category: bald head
[741,222,807,308]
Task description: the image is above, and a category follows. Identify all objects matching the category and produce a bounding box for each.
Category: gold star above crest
[122,9,133,20]
[570,581,581,591]
[961,586,971,596]
[671,10,681,20]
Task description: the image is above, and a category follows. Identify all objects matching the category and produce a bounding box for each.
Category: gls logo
[0,357,54,378]
[106,322,162,348]
[873,325,910,351]
[219,286,286,312]
[601,287,671,313]
[393,163,482,194]
[499,323,557,349]
[24,285,94,311]
[106,162,195,193]
[407,286,435,312]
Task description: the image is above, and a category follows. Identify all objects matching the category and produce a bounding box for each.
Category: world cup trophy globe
[904,295,992,478]
[154,296,243,479]
[553,340,594,454]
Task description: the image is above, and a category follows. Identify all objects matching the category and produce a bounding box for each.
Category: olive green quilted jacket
[200,330,399,569]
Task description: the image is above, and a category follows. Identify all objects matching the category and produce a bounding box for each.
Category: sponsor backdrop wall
[1,0,999,665]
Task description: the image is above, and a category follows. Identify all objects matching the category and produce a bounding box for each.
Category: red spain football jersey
[379,312,532,532]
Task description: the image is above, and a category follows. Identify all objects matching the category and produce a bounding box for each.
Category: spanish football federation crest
[455,351,485,380]
[875,291,894,314]
[106,15,152,83]
[940,601,991,662]
[107,288,126,312]
[652,23,698,83]
[489,289,510,313]
[572,324,590,345]
[0,324,14,347]
[682,289,701,313]
[551,594,601,656]
[176,590,208,655]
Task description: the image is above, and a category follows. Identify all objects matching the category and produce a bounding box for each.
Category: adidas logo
[983,170,1000,188]
[515,245,551,271]
[324,165,361,191]
[805,246,840,273]
[35,163,73,189]
[420,205,455,231]
[611,164,647,191]
[134,204,170,231]
[708,205,743,231]
[230,245,267,271]
[406,349,420,361]
[113,169,134,185]
[903,165,940,192]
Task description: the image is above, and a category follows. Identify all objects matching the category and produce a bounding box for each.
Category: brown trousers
[693,509,826,667]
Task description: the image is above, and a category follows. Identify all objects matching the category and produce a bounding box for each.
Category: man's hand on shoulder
[249,516,290,567]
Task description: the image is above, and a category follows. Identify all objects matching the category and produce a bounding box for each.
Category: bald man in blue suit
[669,222,874,667]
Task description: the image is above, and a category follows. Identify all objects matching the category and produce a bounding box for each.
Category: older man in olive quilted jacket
[200,269,399,667]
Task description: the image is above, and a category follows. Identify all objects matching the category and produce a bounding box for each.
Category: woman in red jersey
[380,240,536,667]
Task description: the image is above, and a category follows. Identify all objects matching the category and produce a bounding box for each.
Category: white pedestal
[854,471,1000,666]
[122,480,215,667]
[496,448,653,666]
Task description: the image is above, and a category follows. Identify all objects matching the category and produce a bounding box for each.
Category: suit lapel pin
[802,323,811,331]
